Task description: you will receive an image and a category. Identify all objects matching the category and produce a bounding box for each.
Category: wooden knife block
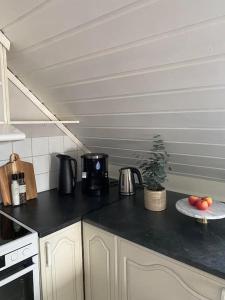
[0,153,37,206]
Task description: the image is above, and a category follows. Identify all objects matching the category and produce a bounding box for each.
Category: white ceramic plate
[176,198,225,220]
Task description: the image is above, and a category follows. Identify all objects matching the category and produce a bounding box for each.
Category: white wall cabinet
[83,222,117,300]
[39,222,84,300]
[83,222,225,300]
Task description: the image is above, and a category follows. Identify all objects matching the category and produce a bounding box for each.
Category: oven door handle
[0,264,35,287]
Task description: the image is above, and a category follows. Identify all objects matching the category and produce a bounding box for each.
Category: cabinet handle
[45,242,51,267]
[221,288,225,300]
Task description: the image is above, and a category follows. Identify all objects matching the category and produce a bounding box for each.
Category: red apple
[188,195,200,206]
[202,196,213,207]
[195,199,209,210]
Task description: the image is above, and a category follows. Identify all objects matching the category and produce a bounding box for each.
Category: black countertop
[2,183,225,280]
[84,188,225,280]
[1,181,119,237]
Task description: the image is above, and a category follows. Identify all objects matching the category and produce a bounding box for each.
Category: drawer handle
[45,242,51,267]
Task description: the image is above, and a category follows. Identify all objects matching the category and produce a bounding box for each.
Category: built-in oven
[0,255,40,300]
[0,211,40,300]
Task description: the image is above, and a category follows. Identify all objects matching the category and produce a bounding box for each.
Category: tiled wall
[0,135,85,193]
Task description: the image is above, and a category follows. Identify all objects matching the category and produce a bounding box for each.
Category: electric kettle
[119,167,142,195]
[56,154,77,194]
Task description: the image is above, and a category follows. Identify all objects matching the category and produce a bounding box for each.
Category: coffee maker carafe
[56,154,77,194]
[81,153,109,196]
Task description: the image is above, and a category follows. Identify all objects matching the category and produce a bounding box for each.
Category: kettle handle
[131,168,142,185]
[71,158,77,189]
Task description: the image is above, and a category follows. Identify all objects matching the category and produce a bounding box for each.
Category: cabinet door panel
[40,222,83,300]
[83,223,116,300]
[118,239,225,300]
[124,259,205,300]
[51,239,77,300]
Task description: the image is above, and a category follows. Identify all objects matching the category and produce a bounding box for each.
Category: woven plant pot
[144,188,166,211]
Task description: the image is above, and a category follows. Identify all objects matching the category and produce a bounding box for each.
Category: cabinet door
[39,222,84,300]
[118,239,225,300]
[83,222,116,300]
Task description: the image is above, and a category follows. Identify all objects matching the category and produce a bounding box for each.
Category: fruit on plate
[188,195,200,206]
[188,195,213,210]
[202,196,213,207]
[195,199,209,210]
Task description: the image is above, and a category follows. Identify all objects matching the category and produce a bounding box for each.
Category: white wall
[109,164,225,202]
[0,135,85,194]
[1,1,225,193]
[2,0,225,184]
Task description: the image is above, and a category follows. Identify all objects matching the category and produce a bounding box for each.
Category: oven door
[0,255,40,300]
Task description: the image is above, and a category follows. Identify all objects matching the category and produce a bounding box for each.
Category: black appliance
[56,154,77,194]
[81,153,109,196]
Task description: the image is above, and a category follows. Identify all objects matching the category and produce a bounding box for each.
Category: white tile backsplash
[49,136,63,154]
[50,171,58,190]
[13,138,32,158]
[63,136,78,152]
[35,173,50,192]
[32,137,49,156]
[0,135,81,193]
[0,142,13,160]
[50,154,59,172]
[33,155,50,174]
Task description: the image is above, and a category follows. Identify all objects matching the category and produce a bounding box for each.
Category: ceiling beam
[0,31,10,51]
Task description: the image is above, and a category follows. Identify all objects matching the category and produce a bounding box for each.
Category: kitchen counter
[84,188,225,280]
[2,183,225,280]
[0,181,119,237]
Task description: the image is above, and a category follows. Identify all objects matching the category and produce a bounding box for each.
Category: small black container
[56,154,77,194]
[81,153,109,196]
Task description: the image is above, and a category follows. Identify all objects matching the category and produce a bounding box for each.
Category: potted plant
[139,135,171,211]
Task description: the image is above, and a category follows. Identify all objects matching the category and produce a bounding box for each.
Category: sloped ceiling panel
[0,53,3,121]
[8,81,49,121]
[1,0,225,181]
[8,80,63,137]
[8,81,63,137]
[0,87,3,121]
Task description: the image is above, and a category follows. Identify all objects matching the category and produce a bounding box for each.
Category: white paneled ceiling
[0,88,3,120]
[0,52,3,121]
[1,0,225,181]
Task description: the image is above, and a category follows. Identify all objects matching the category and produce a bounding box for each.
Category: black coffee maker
[81,153,109,196]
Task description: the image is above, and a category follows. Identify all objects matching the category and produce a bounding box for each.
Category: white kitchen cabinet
[83,222,117,300]
[83,222,225,300]
[118,238,225,300]
[39,222,84,300]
